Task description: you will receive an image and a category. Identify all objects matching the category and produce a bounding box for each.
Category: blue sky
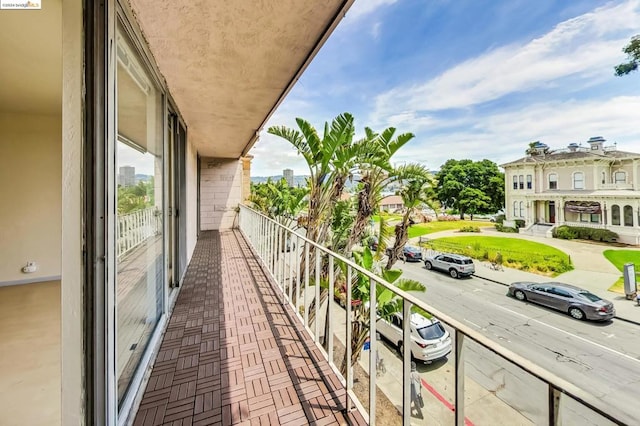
[250,0,640,176]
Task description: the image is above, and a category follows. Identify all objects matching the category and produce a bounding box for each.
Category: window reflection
[115,23,164,406]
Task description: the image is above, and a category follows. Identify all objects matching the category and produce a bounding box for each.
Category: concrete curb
[472,273,640,327]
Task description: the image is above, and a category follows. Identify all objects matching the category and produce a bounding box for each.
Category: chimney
[568,143,579,152]
[587,136,605,153]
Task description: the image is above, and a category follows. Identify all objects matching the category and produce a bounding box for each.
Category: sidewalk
[410,228,640,324]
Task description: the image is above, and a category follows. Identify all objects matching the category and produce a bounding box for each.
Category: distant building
[283,168,294,187]
[502,136,640,244]
[118,165,136,187]
[380,195,404,212]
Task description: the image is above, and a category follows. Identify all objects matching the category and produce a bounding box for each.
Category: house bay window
[549,173,557,190]
[513,175,518,190]
[526,174,532,189]
[519,175,524,190]
[615,171,626,184]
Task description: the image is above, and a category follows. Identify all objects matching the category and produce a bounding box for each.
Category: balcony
[130,206,629,425]
[132,230,365,425]
[600,183,634,190]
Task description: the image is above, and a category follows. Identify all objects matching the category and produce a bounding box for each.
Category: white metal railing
[117,207,160,259]
[238,205,626,425]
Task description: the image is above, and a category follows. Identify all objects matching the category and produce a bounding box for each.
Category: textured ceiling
[127,0,353,158]
[0,0,61,114]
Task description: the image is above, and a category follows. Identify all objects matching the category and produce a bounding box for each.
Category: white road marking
[464,319,481,328]
[601,332,616,339]
[495,304,640,365]
[472,288,482,292]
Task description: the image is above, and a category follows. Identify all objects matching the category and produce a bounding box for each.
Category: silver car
[377,313,452,363]
[424,253,475,278]
[508,281,615,321]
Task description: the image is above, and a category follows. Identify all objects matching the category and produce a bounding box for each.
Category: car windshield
[417,322,446,340]
[576,291,602,302]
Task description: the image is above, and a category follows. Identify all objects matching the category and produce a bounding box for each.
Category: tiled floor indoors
[133,230,366,425]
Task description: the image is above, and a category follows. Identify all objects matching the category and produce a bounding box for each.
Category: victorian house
[502,137,640,245]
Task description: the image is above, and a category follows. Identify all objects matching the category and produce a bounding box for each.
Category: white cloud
[372,0,640,122]
[392,96,640,170]
[371,22,382,40]
[347,0,399,20]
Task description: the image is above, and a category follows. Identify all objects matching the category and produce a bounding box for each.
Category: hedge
[552,225,618,242]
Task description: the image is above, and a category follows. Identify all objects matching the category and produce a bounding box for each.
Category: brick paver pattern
[133,230,366,425]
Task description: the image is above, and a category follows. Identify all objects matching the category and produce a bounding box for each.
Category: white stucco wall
[200,157,242,230]
[185,138,198,259]
[61,0,83,423]
[0,112,61,284]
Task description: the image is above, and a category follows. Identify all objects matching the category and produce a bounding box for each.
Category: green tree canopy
[434,159,504,219]
[615,35,640,76]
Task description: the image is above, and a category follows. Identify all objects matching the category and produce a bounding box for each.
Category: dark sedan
[508,281,615,321]
[386,245,423,262]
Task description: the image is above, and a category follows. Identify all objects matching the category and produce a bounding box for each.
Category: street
[394,260,640,425]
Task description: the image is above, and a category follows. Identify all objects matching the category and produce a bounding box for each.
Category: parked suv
[424,253,475,278]
[377,313,452,363]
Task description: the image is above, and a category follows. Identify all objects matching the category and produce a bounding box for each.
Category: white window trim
[572,171,584,190]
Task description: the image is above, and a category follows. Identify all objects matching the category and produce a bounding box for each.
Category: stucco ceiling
[0,1,61,114]
[127,0,354,159]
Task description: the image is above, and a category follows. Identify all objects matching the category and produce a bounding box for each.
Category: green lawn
[407,220,493,238]
[422,236,572,276]
[603,250,640,293]
[373,213,403,223]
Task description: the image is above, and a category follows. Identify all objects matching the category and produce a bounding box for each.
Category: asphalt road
[395,260,640,425]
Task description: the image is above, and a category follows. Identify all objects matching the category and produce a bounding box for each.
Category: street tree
[434,159,504,219]
[615,35,640,76]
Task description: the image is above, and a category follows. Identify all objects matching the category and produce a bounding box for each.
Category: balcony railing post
[314,249,321,343]
[345,265,353,412]
[304,243,309,328]
[402,299,412,425]
[455,329,465,426]
[369,277,377,425]
[327,256,335,366]
[548,384,561,425]
[295,234,301,319]
[288,230,293,302]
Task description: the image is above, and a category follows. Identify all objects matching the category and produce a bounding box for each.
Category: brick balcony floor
[133,230,366,425]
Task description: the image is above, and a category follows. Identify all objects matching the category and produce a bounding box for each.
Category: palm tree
[268,113,356,247]
[345,127,414,255]
[386,164,434,270]
[338,247,425,375]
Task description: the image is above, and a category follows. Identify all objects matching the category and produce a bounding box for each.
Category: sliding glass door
[115,21,165,406]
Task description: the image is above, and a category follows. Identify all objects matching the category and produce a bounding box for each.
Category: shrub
[495,223,518,233]
[553,225,618,242]
[515,219,526,229]
[459,226,480,233]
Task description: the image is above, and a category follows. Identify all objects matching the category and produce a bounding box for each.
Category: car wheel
[568,307,585,320]
[449,269,459,279]
[425,261,433,270]
[514,290,526,301]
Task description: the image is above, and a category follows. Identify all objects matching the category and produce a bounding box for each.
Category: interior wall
[200,157,242,230]
[0,112,62,284]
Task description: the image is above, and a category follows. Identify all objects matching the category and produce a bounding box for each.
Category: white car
[377,312,452,363]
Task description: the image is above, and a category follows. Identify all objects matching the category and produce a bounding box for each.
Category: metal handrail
[238,205,625,425]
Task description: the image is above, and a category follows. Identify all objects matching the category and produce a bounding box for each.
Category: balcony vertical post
[288,231,293,303]
[327,256,335,366]
[278,226,284,297]
[345,265,353,412]
[402,299,412,425]
[314,249,321,342]
[304,243,309,328]
[369,277,377,425]
[548,385,560,425]
[455,330,465,426]
[295,234,301,319]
